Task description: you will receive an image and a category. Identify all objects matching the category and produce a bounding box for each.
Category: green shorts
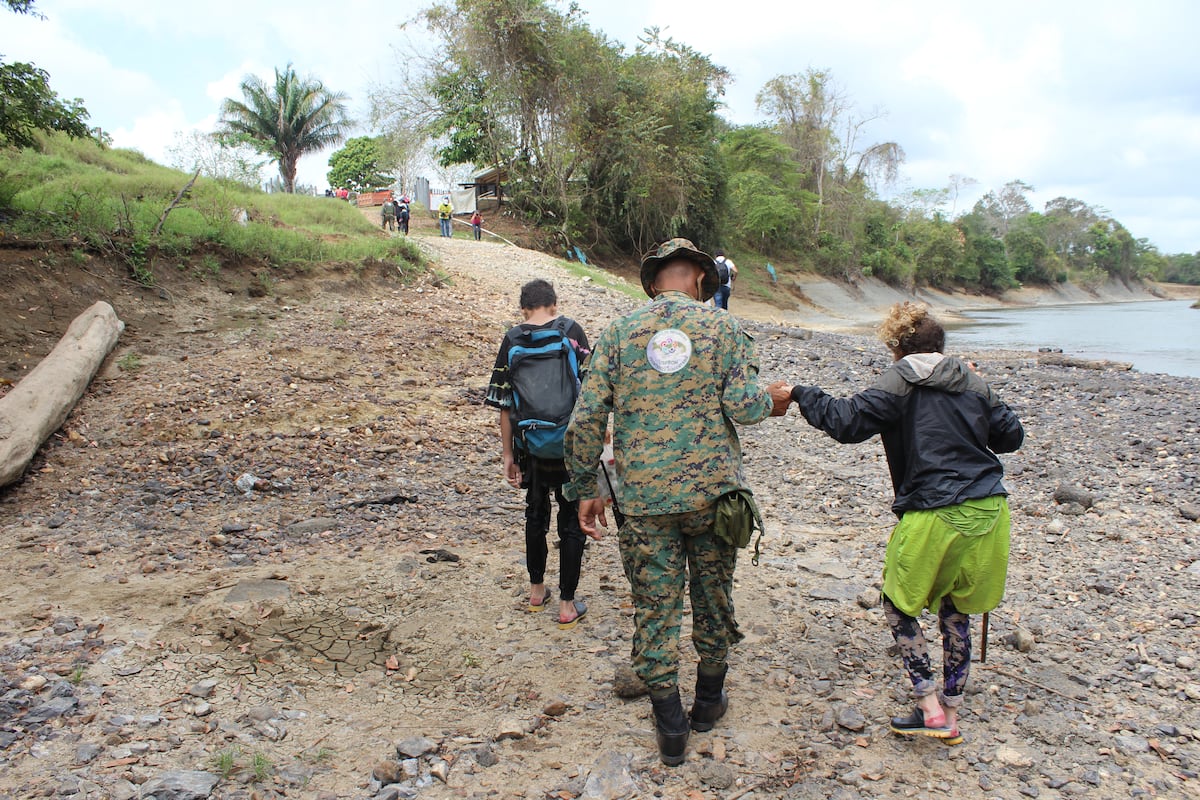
[882,496,1011,617]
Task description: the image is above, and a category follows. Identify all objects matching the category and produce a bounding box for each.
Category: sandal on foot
[557,600,587,630]
[528,590,551,613]
[889,707,954,739]
[941,728,964,746]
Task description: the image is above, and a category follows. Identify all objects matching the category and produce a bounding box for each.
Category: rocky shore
[0,237,1196,799]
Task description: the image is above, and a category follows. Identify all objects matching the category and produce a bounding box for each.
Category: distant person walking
[381,198,396,232]
[471,210,483,241]
[437,196,454,237]
[712,251,737,310]
[396,198,410,235]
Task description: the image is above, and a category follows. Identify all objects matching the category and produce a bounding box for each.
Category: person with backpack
[470,210,483,241]
[564,239,791,766]
[381,198,396,231]
[712,250,737,310]
[485,279,593,629]
[396,199,410,235]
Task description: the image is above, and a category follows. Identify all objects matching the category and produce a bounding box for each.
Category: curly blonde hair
[877,302,945,355]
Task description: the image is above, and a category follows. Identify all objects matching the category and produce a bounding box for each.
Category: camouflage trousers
[618,506,742,691]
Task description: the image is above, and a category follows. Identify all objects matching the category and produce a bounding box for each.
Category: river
[949,299,1200,379]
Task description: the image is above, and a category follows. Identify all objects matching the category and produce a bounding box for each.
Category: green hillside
[0,134,422,286]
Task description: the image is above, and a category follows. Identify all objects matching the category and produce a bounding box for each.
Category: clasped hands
[767,380,795,416]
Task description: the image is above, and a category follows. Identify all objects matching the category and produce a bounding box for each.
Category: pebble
[372,760,402,784]
[581,751,637,800]
[186,678,219,698]
[395,736,437,758]
[698,760,734,790]
[1115,735,1151,754]
[995,746,1036,768]
[835,705,867,731]
[1053,484,1095,508]
[1006,628,1036,652]
[495,719,526,740]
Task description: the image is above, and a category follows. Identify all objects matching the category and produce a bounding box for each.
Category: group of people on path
[485,238,1024,766]
[380,196,410,235]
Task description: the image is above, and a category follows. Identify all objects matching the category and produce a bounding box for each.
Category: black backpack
[505,318,582,461]
[715,257,731,284]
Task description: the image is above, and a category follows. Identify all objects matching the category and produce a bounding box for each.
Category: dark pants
[523,460,586,601]
[713,285,731,310]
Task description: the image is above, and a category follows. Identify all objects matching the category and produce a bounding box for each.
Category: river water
[948,299,1200,378]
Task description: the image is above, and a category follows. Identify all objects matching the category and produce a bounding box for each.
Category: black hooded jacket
[790,353,1024,515]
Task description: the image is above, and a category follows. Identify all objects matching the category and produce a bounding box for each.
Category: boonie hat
[639,238,720,301]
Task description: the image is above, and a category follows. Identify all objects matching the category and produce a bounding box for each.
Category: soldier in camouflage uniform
[564,238,789,766]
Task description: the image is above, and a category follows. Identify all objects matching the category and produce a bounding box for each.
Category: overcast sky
[5,0,1199,253]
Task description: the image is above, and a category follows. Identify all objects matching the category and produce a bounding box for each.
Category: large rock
[137,770,220,799]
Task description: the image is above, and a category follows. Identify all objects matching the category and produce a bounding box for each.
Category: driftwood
[1036,352,1133,371]
[0,301,124,488]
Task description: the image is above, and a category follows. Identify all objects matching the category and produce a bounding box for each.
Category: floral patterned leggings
[882,593,971,706]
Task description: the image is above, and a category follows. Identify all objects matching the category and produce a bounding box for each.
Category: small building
[459,164,508,211]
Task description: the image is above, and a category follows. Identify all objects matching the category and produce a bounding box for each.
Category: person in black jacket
[769,302,1023,745]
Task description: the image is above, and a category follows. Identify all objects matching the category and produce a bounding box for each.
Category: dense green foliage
[0,61,91,148]
[0,134,421,284]
[326,136,394,192]
[377,1,1197,291]
[218,64,352,193]
[406,0,729,255]
[1,0,93,149]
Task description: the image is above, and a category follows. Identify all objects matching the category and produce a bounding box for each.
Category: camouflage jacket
[564,291,774,516]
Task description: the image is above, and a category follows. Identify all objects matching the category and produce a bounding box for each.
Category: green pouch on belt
[715,489,766,565]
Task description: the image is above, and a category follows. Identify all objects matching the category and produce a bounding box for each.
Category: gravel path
[0,233,1196,799]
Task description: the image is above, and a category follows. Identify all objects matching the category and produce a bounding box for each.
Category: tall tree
[756,70,841,236]
[218,64,351,193]
[975,179,1034,237]
[326,136,394,192]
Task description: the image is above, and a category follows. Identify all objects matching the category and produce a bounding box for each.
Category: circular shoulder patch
[646,328,693,374]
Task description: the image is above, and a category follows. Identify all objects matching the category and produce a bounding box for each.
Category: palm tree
[218,64,351,193]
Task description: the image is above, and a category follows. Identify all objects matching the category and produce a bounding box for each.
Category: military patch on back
[646,329,692,374]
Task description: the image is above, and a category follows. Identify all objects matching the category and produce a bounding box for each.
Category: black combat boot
[689,663,728,732]
[649,688,689,766]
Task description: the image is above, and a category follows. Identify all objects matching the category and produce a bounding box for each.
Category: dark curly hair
[519,279,558,310]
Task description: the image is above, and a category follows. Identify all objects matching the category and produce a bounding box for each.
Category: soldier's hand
[578,497,608,540]
[767,380,793,416]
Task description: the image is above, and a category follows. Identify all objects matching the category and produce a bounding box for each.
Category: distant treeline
[374,0,1197,289]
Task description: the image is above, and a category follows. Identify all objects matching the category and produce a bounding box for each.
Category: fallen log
[1036,352,1132,371]
[0,301,124,488]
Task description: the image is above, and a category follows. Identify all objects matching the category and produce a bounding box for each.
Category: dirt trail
[0,231,1197,800]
